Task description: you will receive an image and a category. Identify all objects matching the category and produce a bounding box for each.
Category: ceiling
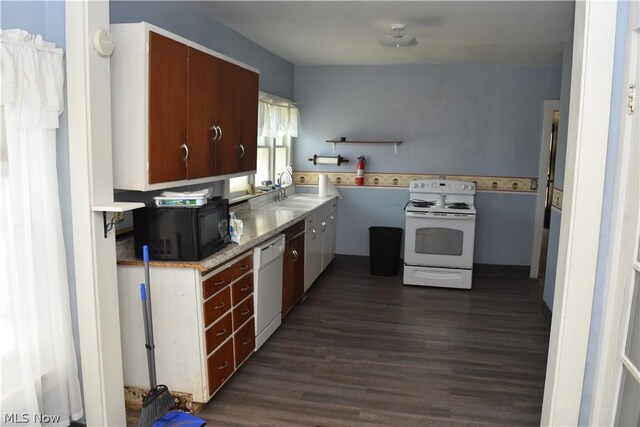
[202,1,574,66]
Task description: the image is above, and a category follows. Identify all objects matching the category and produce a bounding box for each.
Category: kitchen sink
[253,194,327,211]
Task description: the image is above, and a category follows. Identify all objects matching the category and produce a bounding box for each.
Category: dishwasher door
[253,234,285,350]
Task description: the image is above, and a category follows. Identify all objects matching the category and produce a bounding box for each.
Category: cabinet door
[304,227,323,292]
[187,48,220,179]
[321,217,331,270]
[148,31,188,184]
[215,60,241,176]
[292,234,305,304]
[283,234,305,316]
[235,66,258,173]
[282,238,297,316]
[329,211,337,263]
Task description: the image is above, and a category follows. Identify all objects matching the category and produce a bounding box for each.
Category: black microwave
[133,198,230,261]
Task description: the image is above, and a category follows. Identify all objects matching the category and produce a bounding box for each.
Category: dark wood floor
[192,256,551,426]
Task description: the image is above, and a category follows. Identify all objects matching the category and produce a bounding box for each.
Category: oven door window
[415,227,463,256]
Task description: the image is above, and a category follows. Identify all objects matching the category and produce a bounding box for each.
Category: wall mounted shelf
[326,140,402,154]
[92,202,145,238]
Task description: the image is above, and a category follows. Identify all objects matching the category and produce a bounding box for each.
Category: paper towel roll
[318,174,328,198]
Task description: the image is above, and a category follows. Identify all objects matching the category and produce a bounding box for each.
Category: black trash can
[369,227,403,276]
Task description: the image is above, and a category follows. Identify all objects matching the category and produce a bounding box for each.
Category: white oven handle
[406,212,475,220]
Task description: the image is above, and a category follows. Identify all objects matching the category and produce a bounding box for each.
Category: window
[229,175,249,195]
[227,92,299,197]
[256,134,291,187]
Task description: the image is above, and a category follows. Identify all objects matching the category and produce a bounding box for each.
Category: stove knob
[420,183,425,188]
[462,184,467,190]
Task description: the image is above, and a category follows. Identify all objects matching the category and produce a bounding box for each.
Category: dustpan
[152,410,205,427]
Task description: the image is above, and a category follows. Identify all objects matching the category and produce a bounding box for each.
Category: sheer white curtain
[0,30,83,425]
[257,93,299,139]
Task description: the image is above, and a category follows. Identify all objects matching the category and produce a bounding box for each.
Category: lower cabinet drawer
[205,312,232,355]
[207,338,234,396]
[232,295,254,331]
[231,273,254,306]
[234,317,255,368]
[203,286,231,327]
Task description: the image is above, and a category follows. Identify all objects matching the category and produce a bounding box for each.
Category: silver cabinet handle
[330,215,335,225]
[239,264,250,271]
[242,338,252,345]
[217,126,223,141]
[240,308,250,316]
[240,285,250,292]
[214,279,225,286]
[311,229,316,240]
[214,302,225,310]
[209,125,219,141]
[322,221,327,232]
[216,328,227,336]
[239,143,245,159]
[181,143,189,162]
[218,361,229,370]
[292,249,299,262]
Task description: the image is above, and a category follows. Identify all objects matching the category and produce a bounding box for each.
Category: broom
[139,245,175,426]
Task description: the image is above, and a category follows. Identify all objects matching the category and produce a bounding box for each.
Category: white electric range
[403,179,477,289]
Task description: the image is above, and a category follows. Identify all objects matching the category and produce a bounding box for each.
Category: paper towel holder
[308,154,349,166]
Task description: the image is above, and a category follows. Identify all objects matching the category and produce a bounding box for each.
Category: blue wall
[294,64,561,265]
[110,1,294,99]
[544,38,574,309]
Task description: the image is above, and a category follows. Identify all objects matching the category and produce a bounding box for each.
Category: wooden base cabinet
[111,22,259,191]
[282,221,306,316]
[117,251,255,404]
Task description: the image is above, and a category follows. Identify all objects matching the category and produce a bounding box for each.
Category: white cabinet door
[329,210,337,263]
[321,217,331,270]
[320,210,337,270]
[304,226,323,291]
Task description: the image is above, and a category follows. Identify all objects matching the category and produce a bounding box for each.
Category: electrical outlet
[531,178,538,190]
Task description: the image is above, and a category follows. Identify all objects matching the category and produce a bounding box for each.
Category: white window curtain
[0,29,83,424]
[257,92,299,139]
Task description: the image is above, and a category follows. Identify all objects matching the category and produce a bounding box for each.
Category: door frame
[65,1,126,424]
[541,0,618,424]
[590,1,639,423]
[530,100,560,278]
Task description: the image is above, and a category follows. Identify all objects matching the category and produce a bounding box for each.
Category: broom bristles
[139,385,175,427]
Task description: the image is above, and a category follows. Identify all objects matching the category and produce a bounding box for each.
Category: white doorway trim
[530,100,560,279]
[541,0,618,425]
[65,1,126,424]
[590,1,639,423]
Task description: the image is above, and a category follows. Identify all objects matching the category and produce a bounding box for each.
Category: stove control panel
[410,179,475,195]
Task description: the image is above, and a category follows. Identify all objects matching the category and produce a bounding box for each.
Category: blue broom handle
[142,245,158,388]
[139,283,155,392]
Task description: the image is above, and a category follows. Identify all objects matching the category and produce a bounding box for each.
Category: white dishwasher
[253,234,285,350]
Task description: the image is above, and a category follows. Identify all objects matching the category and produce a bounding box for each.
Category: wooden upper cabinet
[110,23,260,191]
[214,61,259,176]
[215,60,241,176]
[187,48,220,179]
[236,66,259,173]
[148,32,188,184]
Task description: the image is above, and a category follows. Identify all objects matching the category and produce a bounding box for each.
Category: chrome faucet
[275,166,293,202]
[275,186,287,202]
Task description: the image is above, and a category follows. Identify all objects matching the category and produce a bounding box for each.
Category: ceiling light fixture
[378,24,417,48]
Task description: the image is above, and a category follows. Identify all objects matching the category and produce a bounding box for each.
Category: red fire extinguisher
[356,156,366,186]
